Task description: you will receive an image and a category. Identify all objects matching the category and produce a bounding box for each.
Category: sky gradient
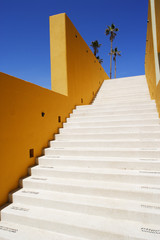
[0,0,148,89]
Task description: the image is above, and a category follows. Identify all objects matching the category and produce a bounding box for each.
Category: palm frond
[90,40,102,56]
[112,47,121,57]
[111,23,115,29]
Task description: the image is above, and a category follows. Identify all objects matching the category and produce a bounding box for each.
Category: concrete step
[68,113,159,122]
[103,75,145,81]
[50,139,160,149]
[101,77,146,87]
[99,86,149,94]
[12,188,160,225]
[1,75,159,240]
[93,97,152,104]
[60,125,160,134]
[72,108,157,117]
[97,88,149,95]
[45,147,160,158]
[21,176,160,204]
[101,77,146,83]
[2,203,160,240]
[0,221,87,240]
[76,100,155,110]
[95,93,150,100]
[38,156,160,171]
[55,132,160,141]
[30,165,160,185]
[63,119,159,128]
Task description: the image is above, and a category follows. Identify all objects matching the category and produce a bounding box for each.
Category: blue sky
[0,0,148,89]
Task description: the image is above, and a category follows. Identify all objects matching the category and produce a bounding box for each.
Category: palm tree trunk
[110,40,112,79]
[115,57,116,79]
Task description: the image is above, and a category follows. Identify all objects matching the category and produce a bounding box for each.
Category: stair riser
[100,84,148,90]
[72,109,157,117]
[55,133,160,141]
[95,95,150,101]
[60,126,160,134]
[102,81,147,85]
[45,149,160,159]
[93,97,151,104]
[97,94,150,99]
[22,180,160,204]
[31,168,160,185]
[1,212,111,240]
[98,84,148,90]
[76,102,155,110]
[95,94,150,100]
[102,81,147,87]
[63,119,159,128]
[103,76,145,81]
[12,195,160,225]
[93,101,152,107]
[38,158,160,171]
[50,141,160,148]
[68,114,159,122]
[97,90,149,95]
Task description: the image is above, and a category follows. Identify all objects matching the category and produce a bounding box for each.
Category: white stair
[1,75,160,240]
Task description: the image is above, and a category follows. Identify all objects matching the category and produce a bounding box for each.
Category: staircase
[1,75,160,240]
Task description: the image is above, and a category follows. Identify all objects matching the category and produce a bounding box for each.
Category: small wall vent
[29,149,34,158]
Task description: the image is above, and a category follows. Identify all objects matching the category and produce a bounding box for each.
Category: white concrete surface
[1,75,160,240]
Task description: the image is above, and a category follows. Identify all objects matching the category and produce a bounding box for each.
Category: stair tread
[39,155,160,161]
[47,146,160,151]
[68,116,159,122]
[0,221,87,240]
[2,203,160,240]
[52,139,160,143]
[57,131,160,135]
[71,112,158,118]
[32,165,160,178]
[13,188,160,216]
[23,175,160,193]
[65,118,159,124]
[76,101,155,108]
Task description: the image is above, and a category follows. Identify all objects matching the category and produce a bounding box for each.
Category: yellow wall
[145,0,156,99]
[145,0,160,116]
[155,0,160,53]
[50,13,68,96]
[154,0,160,116]
[50,13,109,103]
[0,13,108,206]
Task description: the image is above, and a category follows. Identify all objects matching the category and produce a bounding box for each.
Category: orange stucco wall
[0,13,108,206]
[50,13,109,102]
[145,0,160,116]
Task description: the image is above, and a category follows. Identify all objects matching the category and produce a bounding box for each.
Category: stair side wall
[50,13,109,103]
[145,0,160,116]
[0,13,109,207]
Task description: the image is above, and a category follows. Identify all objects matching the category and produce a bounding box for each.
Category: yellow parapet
[0,13,108,206]
[50,13,68,96]
[50,13,109,104]
[145,0,160,116]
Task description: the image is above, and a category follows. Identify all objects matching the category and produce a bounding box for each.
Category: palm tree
[96,56,103,64]
[112,47,121,79]
[90,40,101,57]
[105,24,119,79]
